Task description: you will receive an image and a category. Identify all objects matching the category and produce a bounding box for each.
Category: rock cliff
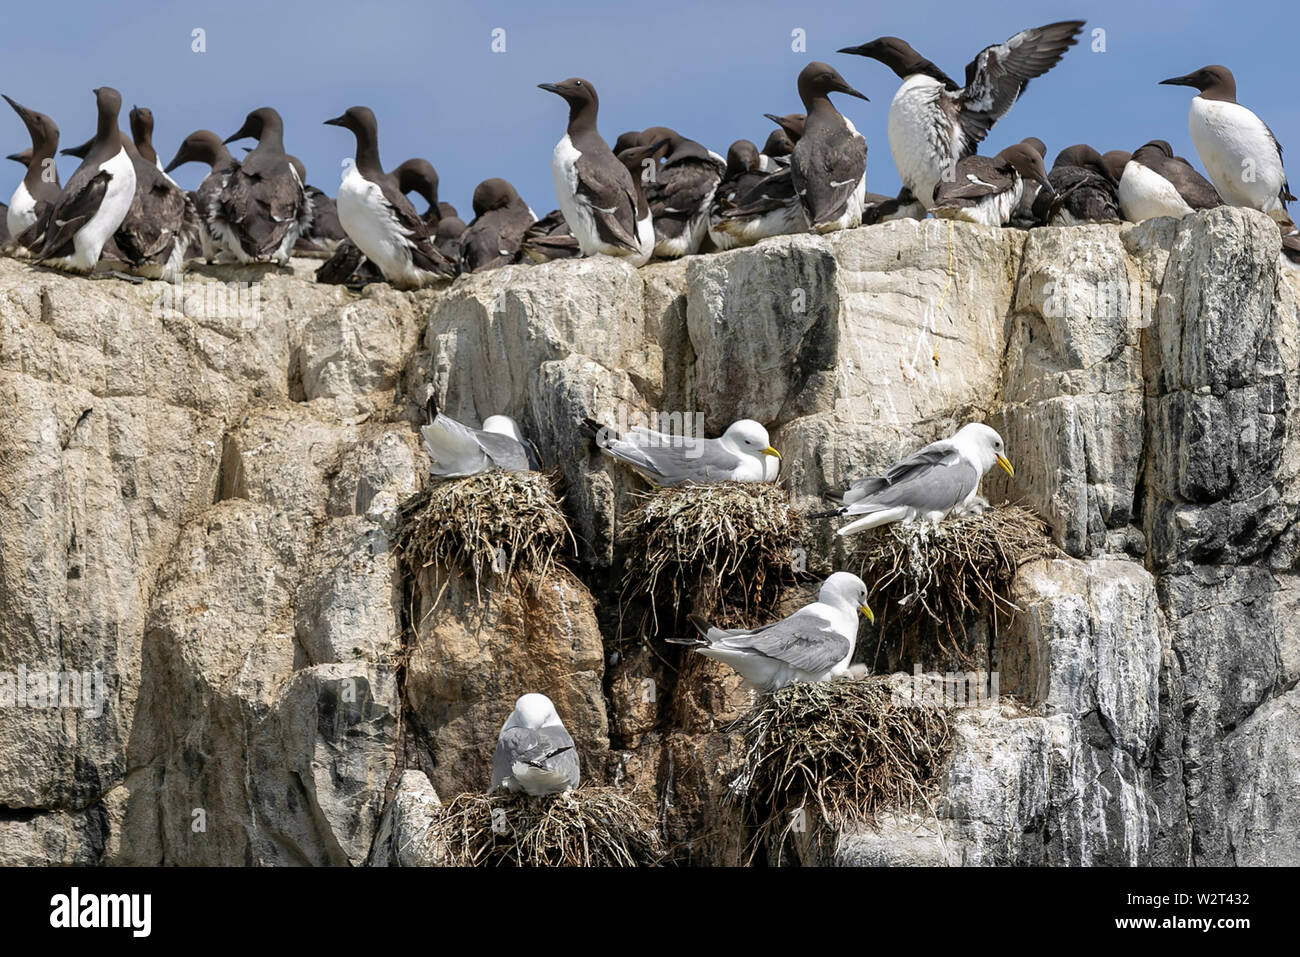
[1,208,1296,865]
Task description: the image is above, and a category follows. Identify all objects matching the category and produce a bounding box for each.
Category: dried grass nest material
[423,788,664,867]
[734,677,953,863]
[621,482,806,633]
[393,469,575,593]
[851,504,1058,647]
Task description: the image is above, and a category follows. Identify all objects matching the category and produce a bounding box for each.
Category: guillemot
[839,21,1084,212]
[931,142,1054,226]
[1118,140,1222,222]
[707,139,767,250]
[324,105,455,288]
[3,95,61,250]
[611,138,666,262]
[392,158,441,225]
[163,129,239,262]
[540,77,653,266]
[33,87,136,274]
[127,105,175,181]
[459,177,535,273]
[1008,137,1048,227]
[640,129,725,257]
[790,62,868,233]
[1032,143,1122,225]
[215,107,311,264]
[1161,65,1295,224]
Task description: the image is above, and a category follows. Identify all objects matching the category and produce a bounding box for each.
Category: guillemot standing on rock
[839,21,1084,212]
[3,95,61,250]
[790,62,869,233]
[325,106,455,288]
[931,142,1054,226]
[612,139,667,261]
[33,87,136,274]
[708,139,767,250]
[1032,143,1121,225]
[641,130,725,257]
[1161,65,1295,224]
[1117,140,1222,222]
[128,106,173,181]
[215,108,311,264]
[164,129,239,262]
[540,77,653,266]
[1101,150,1131,185]
[1009,137,1048,228]
[459,177,535,273]
[517,209,579,263]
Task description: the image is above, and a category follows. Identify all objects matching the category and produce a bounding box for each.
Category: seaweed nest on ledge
[424,788,664,866]
[620,482,806,635]
[393,470,574,596]
[735,677,953,864]
[851,504,1058,663]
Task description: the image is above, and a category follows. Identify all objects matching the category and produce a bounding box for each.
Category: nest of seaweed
[393,469,575,597]
[422,788,664,866]
[734,677,953,864]
[851,504,1058,666]
[620,482,806,636]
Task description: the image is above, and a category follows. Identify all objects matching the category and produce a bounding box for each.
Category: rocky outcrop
[2,208,1298,866]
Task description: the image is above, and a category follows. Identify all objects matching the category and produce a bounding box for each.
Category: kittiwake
[586,417,780,485]
[490,693,580,796]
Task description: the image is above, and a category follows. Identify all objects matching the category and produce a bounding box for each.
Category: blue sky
[2,0,1296,217]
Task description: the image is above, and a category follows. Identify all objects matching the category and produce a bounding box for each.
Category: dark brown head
[1053,143,1107,177]
[796,62,869,109]
[323,106,377,139]
[3,95,59,151]
[763,112,806,143]
[838,37,948,84]
[1021,137,1047,159]
[225,107,284,144]
[1160,65,1236,102]
[471,177,523,217]
[997,143,1054,194]
[6,147,32,166]
[129,106,154,143]
[539,77,599,130]
[613,130,644,154]
[1101,150,1132,184]
[725,139,760,176]
[393,158,439,208]
[762,128,793,158]
[163,129,231,172]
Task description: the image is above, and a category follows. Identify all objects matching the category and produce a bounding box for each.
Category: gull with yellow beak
[585,416,781,485]
[825,423,1014,537]
[670,572,873,692]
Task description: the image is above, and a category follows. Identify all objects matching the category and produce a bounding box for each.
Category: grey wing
[475,431,532,471]
[716,608,852,676]
[1263,123,1296,204]
[491,726,578,789]
[832,442,958,504]
[844,452,979,514]
[955,21,1085,154]
[602,431,742,485]
[719,168,797,219]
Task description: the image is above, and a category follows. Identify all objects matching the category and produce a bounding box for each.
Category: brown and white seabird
[33,87,136,274]
[1118,140,1221,222]
[214,107,311,264]
[540,77,653,266]
[759,128,794,172]
[517,209,579,263]
[931,142,1054,226]
[324,106,455,289]
[459,177,535,273]
[790,62,869,233]
[1008,137,1048,228]
[639,129,725,257]
[163,129,239,262]
[1161,64,1294,224]
[838,21,1084,212]
[707,139,767,250]
[3,95,61,251]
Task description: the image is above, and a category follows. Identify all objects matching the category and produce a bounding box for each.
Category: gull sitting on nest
[490,693,580,797]
[669,571,873,692]
[825,423,1013,536]
[585,417,781,485]
[420,398,540,478]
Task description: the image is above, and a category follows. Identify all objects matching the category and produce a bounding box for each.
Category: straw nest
[421,788,664,866]
[734,677,953,863]
[620,482,806,634]
[393,470,574,595]
[851,505,1058,664]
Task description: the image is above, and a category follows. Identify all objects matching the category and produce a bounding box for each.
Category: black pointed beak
[837,44,868,56]
[1036,174,1057,196]
[762,113,782,124]
[6,152,27,163]
[1160,73,1197,87]
[836,81,869,101]
[323,114,348,128]
[223,123,253,144]
[163,152,183,173]
[537,83,562,95]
